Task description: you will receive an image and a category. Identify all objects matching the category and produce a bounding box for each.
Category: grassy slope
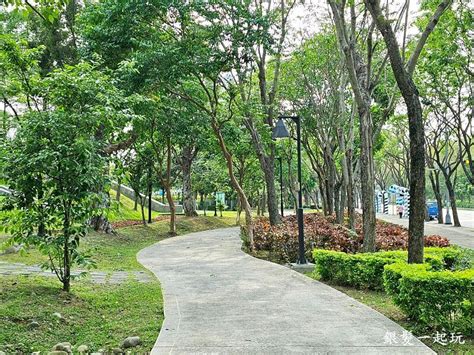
[106,191,161,222]
[1,211,236,270]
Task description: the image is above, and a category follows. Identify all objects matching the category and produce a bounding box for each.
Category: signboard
[215,192,226,205]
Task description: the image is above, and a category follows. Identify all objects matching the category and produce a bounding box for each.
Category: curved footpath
[137,228,434,354]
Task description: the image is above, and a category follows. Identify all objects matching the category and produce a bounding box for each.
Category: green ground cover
[0,195,236,353]
[0,276,162,353]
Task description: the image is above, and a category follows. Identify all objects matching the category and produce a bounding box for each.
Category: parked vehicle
[426,201,439,220]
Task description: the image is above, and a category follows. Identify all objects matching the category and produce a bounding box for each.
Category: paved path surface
[0,261,153,284]
[376,213,474,249]
[138,228,433,354]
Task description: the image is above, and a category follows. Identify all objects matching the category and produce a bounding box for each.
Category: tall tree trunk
[165,139,176,235]
[244,118,281,225]
[235,196,241,225]
[165,184,177,235]
[329,1,376,251]
[140,196,146,225]
[346,146,356,230]
[359,107,377,252]
[335,181,342,223]
[63,206,71,292]
[181,145,198,217]
[445,177,461,227]
[364,0,451,262]
[318,180,328,216]
[211,120,254,247]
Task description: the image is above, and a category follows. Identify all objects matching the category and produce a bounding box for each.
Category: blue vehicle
[426,202,439,220]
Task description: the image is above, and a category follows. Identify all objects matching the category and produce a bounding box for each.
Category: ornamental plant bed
[251,213,449,263]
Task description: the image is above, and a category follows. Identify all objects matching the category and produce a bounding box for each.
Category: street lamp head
[272,118,290,139]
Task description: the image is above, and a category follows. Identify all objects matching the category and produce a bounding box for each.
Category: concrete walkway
[138,228,433,354]
[376,213,474,249]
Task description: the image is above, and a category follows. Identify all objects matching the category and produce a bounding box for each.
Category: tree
[1,62,135,291]
[364,0,452,263]
[279,29,357,228]
[426,120,462,226]
[417,0,473,186]
[327,1,378,250]
[229,0,297,226]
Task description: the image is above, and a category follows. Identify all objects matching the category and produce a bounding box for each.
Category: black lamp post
[277,156,284,217]
[273,116,306,264]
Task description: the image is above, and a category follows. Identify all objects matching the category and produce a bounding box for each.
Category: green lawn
[106,191,161,222]
[305,271,474,354]
[1,215,236,270]
[0,206,236,353]
[0,276,162,353]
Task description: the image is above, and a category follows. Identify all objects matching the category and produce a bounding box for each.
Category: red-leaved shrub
[250,213,450,263]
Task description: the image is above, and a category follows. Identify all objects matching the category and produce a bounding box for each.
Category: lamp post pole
[274,116,306,264]
[278,157,284,217]
[294,117,306,264]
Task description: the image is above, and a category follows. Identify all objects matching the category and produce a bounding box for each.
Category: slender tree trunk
[235,196,241,225]
[256,192,261,216]
[181,145,198,217]
[140,199,146,226]
[211,120,253,247]
[63,207,71,292]
[328,1,376,251]
[346,149,356,230]
[203,193,207,216]
[243,118,281,225]
[365,0,452,264]
[359,107,376,252]
[165,139,177,236]
[335,181,342,223]
[165,184,177,235]
[445,178,461,227]
[134,197,138,211]
[319,181,328,216]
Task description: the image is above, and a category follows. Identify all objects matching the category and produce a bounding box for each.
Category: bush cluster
[252,213,450,263]
[384,263,473,335]
[313,247,453,290]
[313,248,473,335]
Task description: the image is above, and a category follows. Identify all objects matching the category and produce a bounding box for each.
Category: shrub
[383,263,430,298]
[252,213,450,263]
[424,246,467,270]
[314,249,401,290]
[384,263,474,335]
[313,248,459,290]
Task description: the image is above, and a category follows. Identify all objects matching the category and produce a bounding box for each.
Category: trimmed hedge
[313,250,396,289]
[313,248,452,290]
[384,263,474,335]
